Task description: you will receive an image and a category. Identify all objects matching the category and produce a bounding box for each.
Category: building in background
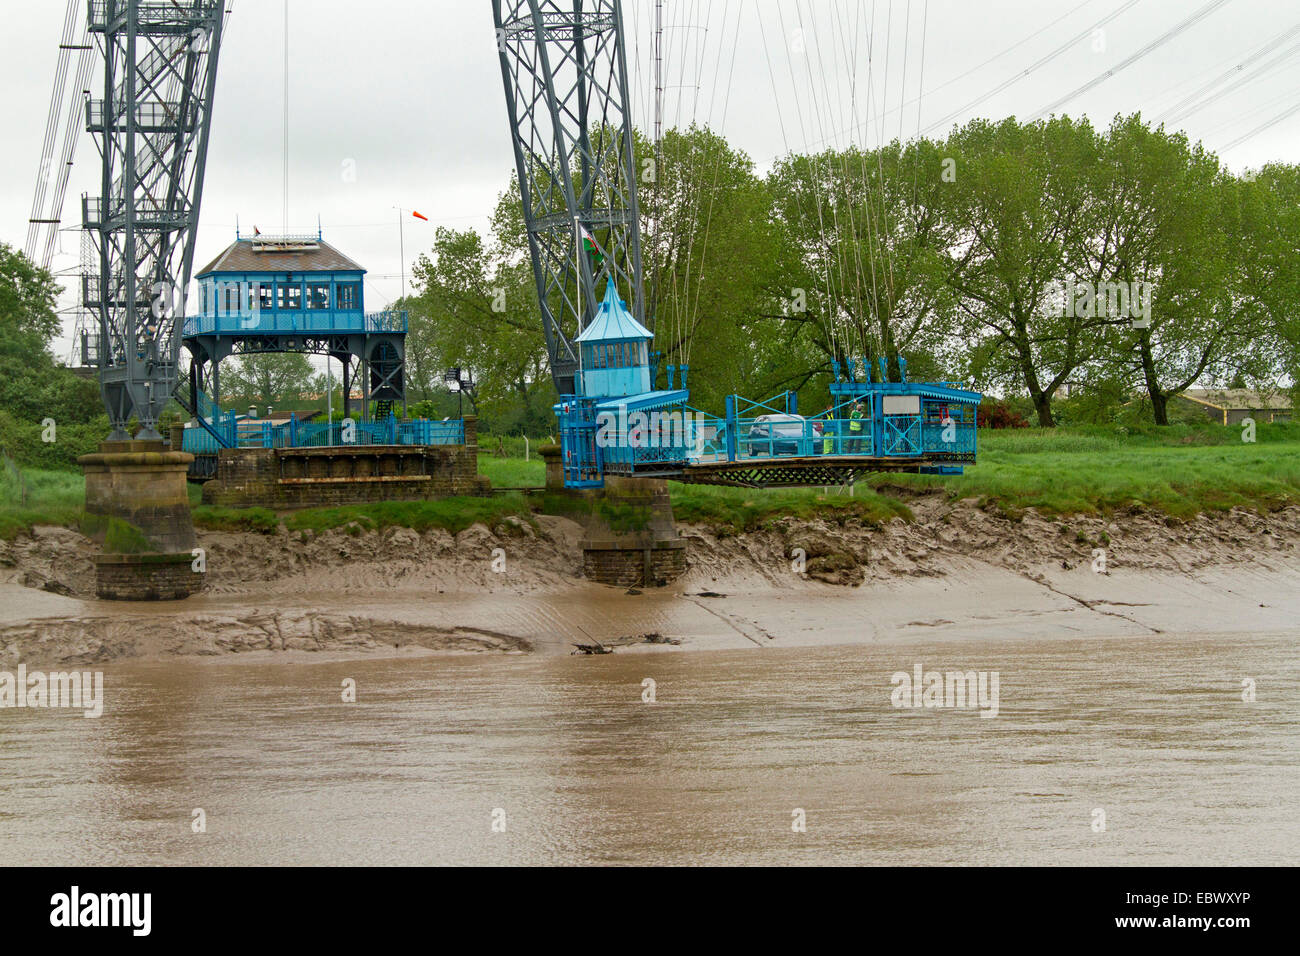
[182,232,407,423]
[1176,388,1293,425]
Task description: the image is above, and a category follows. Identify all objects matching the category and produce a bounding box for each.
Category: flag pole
[395,206,406,301]
[575,215,583,394]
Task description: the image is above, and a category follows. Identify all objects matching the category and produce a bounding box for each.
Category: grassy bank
[0,465,85,540]
[869,422,1300,519]
[191,495,535,536]
[487,423,1300,529]
[2,424,1296,541]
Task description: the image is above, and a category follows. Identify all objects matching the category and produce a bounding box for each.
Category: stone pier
[541,445,687,588]
[78,440,204,600]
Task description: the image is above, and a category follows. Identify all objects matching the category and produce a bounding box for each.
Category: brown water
[1,631,1296,865]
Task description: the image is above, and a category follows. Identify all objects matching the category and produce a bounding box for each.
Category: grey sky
[3,0,1298,360]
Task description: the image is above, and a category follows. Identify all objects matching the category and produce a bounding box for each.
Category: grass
[0,465,86,541]
[867,423,1300,519]
[279,496,535,536]
[1,422,1296,541]
[191,505,280,534]
[478,452,545,488]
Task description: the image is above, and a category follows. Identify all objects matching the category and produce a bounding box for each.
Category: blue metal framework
[181,233,408,442]
[182,413,464,455]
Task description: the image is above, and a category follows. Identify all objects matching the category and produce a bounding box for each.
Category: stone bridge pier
[78,440,204,600]
[541,445,686,588]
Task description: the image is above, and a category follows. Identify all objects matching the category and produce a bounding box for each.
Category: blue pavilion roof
[576,282,652,343]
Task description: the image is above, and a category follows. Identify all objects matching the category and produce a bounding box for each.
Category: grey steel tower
[492,0,646,396]
[83,0,225,439]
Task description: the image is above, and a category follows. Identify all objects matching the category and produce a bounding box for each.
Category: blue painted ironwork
[182,233,407,425]
[182,411,464,454]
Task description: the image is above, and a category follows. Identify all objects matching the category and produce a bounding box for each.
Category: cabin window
[222,283,240,313]
[278,282,302,309]
[336,283,358,310]
[256,283,274,311]
[307,283,330,309]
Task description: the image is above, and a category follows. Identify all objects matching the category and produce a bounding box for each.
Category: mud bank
[1,495,1298,664]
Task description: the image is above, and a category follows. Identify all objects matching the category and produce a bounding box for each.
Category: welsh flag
[577,223,603,264]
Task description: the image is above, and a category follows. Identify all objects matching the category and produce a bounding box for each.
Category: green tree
[1075,116,1264,425]
[767,136,958,393]
[411,211,554,435]
[637,125,785,411]
[944,116,1104,426]
[0,242,101,428]
[222,351,315,409]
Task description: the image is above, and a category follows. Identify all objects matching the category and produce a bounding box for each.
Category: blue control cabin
[181,232,407,430]
[558,283,689,486]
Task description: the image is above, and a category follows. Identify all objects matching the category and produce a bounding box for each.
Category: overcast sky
[3,0,1299,360]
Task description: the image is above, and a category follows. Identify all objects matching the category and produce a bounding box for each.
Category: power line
[922,0,1141,135]
[1029,0,1235,121]
[1157,20,1300,123]
[1162,32,1300,127]
[1219,98,1300,152]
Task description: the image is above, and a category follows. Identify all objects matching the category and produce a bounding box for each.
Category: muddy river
[1,627,1295,865]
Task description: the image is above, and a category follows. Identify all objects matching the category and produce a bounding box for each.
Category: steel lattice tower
[493,0,646,396]
[83,0,225,439]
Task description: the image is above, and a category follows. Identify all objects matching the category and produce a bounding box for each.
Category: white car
[745,413,820,456]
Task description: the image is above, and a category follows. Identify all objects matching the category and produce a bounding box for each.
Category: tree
[944,116,1104,426]
[222,352,315,409]
[0,242,100,427]
[1076,116,1256,425]
[637,125,785,411]
[411,208,554,435]
[767,136,959,392]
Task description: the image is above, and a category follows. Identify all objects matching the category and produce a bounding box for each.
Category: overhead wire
[1028,0,1235,120]
[922,0,1142,134]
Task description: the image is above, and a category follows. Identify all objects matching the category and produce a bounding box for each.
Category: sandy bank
[1,495,1297,664]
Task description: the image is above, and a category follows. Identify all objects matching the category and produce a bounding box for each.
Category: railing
[578,413,976,467]
[89,1,213,31]
[365,310,408,333]
[83,194,189,230]
[184,309,408,338]
[182,413,465,454]
[921,420,977,456]
[86,99,192,132]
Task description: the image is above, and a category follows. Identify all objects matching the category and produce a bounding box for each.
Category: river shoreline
[2,495,1298,665]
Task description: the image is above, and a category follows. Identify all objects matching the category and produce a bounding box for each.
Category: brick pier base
[78,439,205,601]
[201,417,486,508]
[541,445,687,588]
